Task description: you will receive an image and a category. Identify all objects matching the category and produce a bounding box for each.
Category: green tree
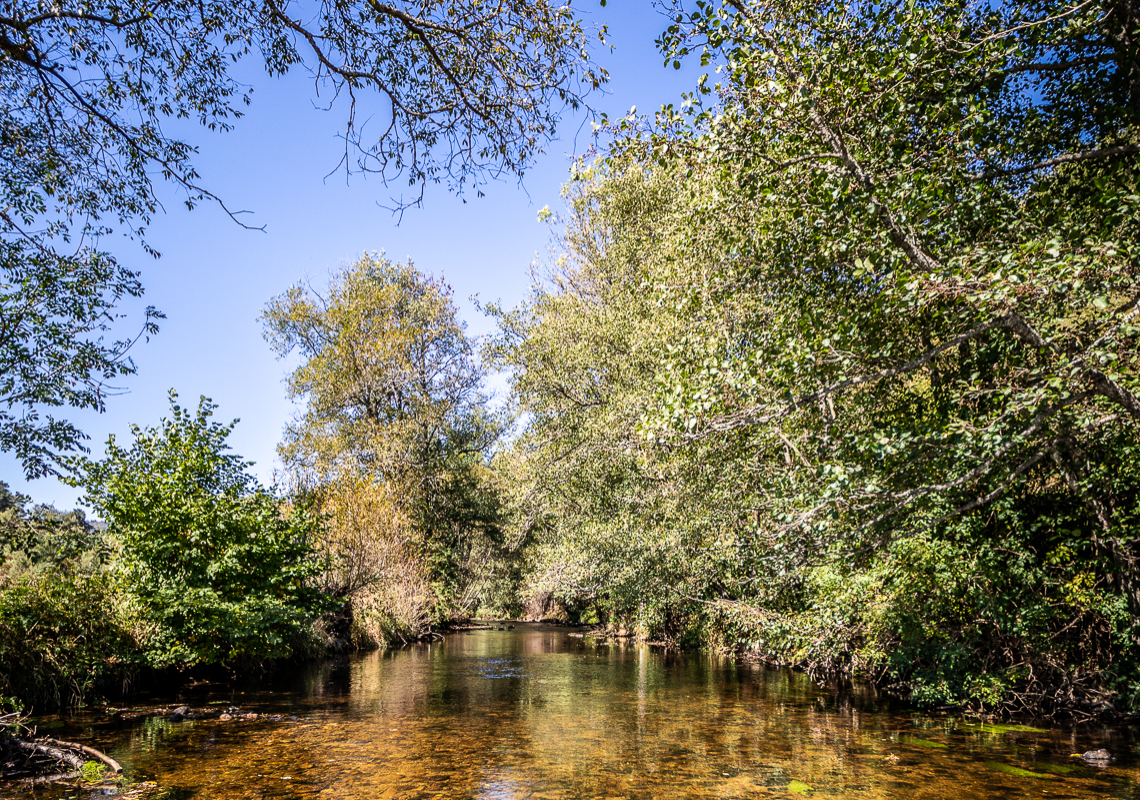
[642,0,1140,596]
[497,131,1139,716]
[0,481,128,708]
[0,484,108,577]
[487,164,758,639]
[263,254,506,637]
[75,392,328,667]
[0,0,605,477]
[500,0,1140,715]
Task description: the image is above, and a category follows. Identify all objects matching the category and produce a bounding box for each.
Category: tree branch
[969,143,1140,179]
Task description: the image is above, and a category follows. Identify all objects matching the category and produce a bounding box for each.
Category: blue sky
[4,2,705,509]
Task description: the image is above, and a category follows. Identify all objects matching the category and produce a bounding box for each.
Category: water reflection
[7,624,1140,799]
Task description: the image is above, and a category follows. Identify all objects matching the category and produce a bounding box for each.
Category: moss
[899,736,947,748]
[983,762,1055,779]
[959,723,1048,734]
[80,761,106,783]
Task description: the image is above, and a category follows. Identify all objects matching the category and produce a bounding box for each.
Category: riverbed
[7,623,1139,798]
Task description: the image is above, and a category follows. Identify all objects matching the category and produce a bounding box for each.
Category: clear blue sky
[3,2,705,510]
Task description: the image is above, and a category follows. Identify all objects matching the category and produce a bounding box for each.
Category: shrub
[75,392,331,668]
[0,569,134,708]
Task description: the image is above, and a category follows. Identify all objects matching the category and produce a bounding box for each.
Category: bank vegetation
[2,0,1139,723]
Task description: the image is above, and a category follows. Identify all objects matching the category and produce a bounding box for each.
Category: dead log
[10,737,122,775]
[12,739,85,770]
[38,738,123,774]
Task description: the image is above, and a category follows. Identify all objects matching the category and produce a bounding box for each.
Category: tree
[263,254,506,637]
[0,481,123,708]
[521,0,1138,713]
[493,0,1140,711]
[485,165,735,636]
[0,482,107,576]
[641,0,1140,637]
[75,392,328,667]
[0,0,605,477]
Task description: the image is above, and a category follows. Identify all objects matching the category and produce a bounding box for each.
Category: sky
[3,2,706,510]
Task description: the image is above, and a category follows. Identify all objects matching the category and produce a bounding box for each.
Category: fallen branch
[11,739,85,770]
[7,736,122,776]
[38,737,122,774]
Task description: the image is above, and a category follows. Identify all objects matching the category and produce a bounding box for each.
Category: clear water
[8,624,1140,798]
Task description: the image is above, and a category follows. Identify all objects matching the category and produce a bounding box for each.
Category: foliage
[75,392,329,668]
[0,482,109,576]
[622,0,1138,716]
[263,255,507,639]
[0,247,163,478]
[637,0,1140,618]
[0,567,133,709]
[487,166,752,641]
[0,0,605,477]
[0,480,128,709]
[309,476,435,647]
[495,110,1139,715]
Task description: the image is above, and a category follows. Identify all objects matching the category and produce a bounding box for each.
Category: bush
[76,392,331,669]
[0,569,134,708]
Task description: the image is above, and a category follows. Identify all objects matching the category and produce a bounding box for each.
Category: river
[7,623,1139,798]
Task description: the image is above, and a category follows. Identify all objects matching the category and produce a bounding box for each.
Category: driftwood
[38,737,123,773]
[5,736,122,780]
[12,739,85,770]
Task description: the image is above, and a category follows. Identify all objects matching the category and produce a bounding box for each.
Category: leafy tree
[490,0,1140,715]
[0,482,127,708]
[0,0,606,477]
[641,0,1140,612]
[0,491,108,577]
[263,254,505,636]
[75,392,328,667]
[498,128,1139,716]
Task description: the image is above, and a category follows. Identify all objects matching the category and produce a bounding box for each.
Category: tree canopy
[0,0,605,477]
[493,0,1140,717]
[263,255,508,639]
[75,392,328,667]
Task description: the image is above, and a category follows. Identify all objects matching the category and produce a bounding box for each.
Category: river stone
[1080,749,1115,763]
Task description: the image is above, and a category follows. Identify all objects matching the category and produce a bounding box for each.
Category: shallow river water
[11,624,1140,799]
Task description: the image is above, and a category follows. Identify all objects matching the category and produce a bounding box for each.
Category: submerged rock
[169,706,190,723]
[1080,749,1116,764]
